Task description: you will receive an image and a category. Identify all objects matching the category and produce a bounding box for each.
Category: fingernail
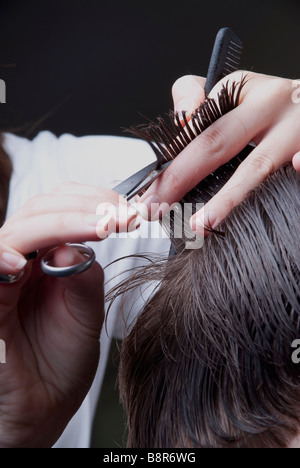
[2,252,27,270]
[175,99,193,114]
[191,210,219,233]
[293,152,300,171]
[136,194,161,220]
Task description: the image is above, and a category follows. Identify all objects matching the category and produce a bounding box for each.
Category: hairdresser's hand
[0,183,138,447]
[140,71,300,232]
[293,153,300,172]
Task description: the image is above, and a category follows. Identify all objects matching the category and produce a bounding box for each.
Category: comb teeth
[126,77,247,166]
[223,40,243,74]
[229,39,243,52]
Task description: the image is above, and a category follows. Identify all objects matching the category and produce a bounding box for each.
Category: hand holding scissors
[0,160,170,284]
[0,183,132,447]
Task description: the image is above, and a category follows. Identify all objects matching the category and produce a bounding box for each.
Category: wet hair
[108,75,300,447]
[113,164,300,448]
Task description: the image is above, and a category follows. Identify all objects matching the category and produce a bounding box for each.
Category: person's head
[115,163,300,448]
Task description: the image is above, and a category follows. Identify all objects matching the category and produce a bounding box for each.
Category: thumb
[172,75,206,115]
[293,152,300,172]
[0,243,27,276]
[53,245,104,333]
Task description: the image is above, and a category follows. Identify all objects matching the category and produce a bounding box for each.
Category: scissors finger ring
[0,243,96,284]
[0,154,170,285]
[41,243,96,278]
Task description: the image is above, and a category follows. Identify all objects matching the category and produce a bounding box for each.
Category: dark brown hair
[112,164,300,448]
[107,77,300,447]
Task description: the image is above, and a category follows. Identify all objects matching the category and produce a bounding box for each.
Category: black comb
[205,27,243,96]
[126,27,247,255]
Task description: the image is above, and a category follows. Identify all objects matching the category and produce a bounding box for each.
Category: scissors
[0,159,171,284]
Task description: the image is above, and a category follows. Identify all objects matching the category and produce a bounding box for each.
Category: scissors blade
[113,160,171,200]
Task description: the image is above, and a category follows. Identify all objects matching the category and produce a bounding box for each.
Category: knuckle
[222,195,236,214]
[264,77,291,101]
[23,194,46,215]
[271,77,290,94]
[161,168,180,193]
[248,152,275,178]
[198,125,225,156]
[55,212,69,232]
[230,112,249,141]
[78,195,93,212]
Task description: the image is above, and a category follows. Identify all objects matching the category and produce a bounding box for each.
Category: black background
[1,0,300,138]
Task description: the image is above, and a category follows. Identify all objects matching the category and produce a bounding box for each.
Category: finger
[53,245,104,333]
[0,207,137,254]
[51,182,126,201]
[190,135,291,233]
[0,242,27,276]
[9,192,127,222]
[293,152,300,172]
[172,75,206,115]
[140,71,295,216]
[139,98,263,217]
[8,185,128,222]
